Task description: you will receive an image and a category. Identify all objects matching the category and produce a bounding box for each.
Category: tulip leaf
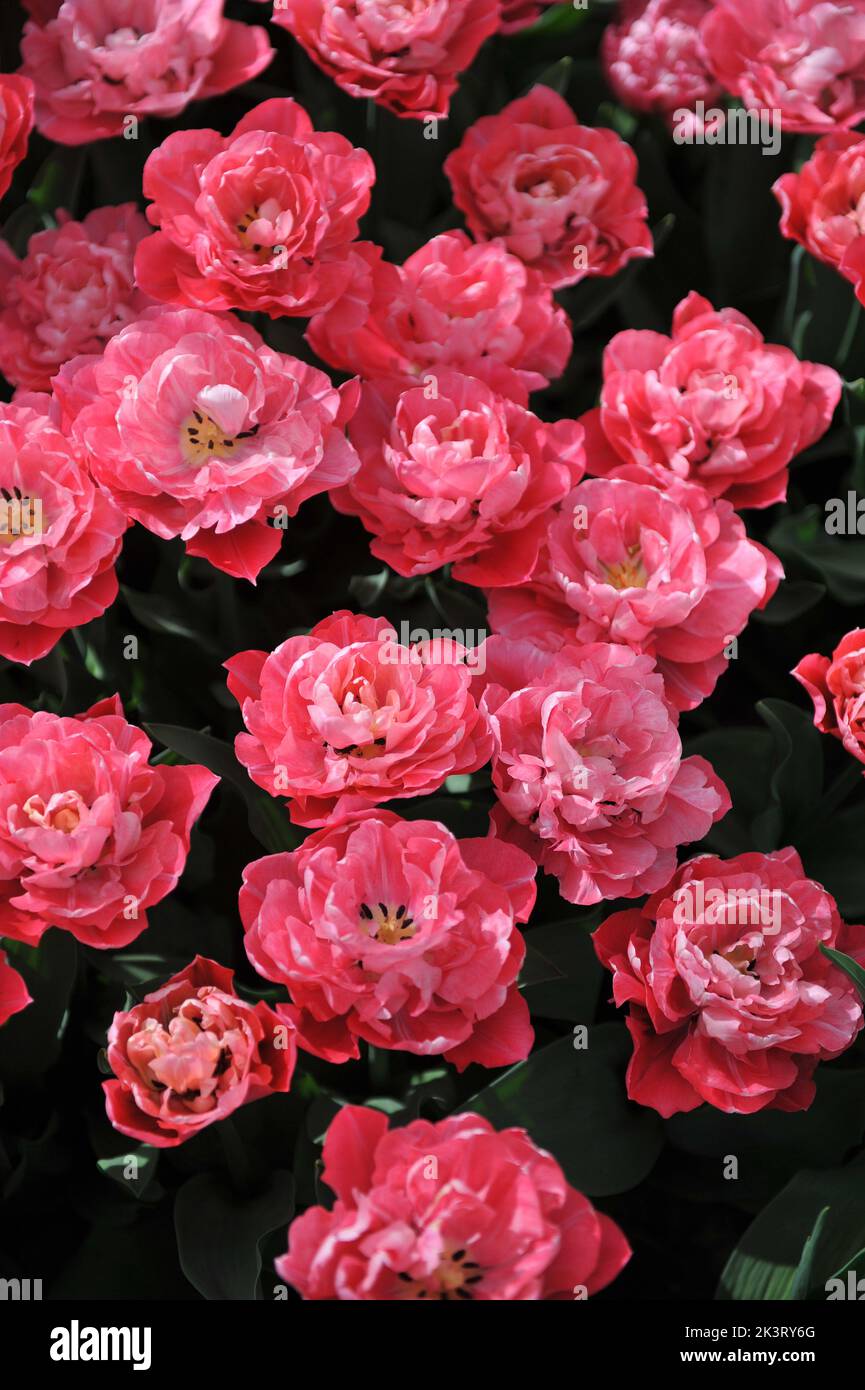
[718,1167,865,1300]
[820,945,865,1001]
[466,1024,663,1196]
[175,1169,295,1301]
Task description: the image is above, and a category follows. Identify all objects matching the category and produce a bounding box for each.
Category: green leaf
[684,727,775,856]
[98,1147,160,1202]
[527,56,573,98]
[27,149,86,219]
[467,1024,663,1196]
[827,1244,865,1286]
[347,567,392,608]
[754,579,825,625]
[789,1207,831,1301]
[2,201,46,256]
[769,505,865,605]
[174,1169,295,1300]
[562,215,675,333]
[752,698,823,848]
[0,934,78,1082]
[668,1067,865,1207]
[512,3,589,38]
[520,945,566,988]
[145,723,300,854]
[520,916,604,1022]
[122,586,222,654]
[718,1167,865,1300]
[820,945,865,1000]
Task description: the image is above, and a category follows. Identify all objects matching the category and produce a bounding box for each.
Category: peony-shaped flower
[476,636,730,904]
[20,0,273,145]
[793,628,865,768]
[54,307,360,583]
[0,696,218,950]
[268,0,500,120]
[601,0,722,126]
[332,370,585,585]
[306,233,571,404]
[702,0,865,134]
[226,610,494,828]
[594,847,865,1115]
[444,85,653,290]
[0,204,155,393]
[0,401,128,665]
[103,956,296,1147]
[774,133,865,304]
[0,74,35,202]
[240,811,536,1070]
[0,949,31,1029]
[277,1104,631,1299]
[134,98,376,321]
[486,471,783,711]
[581,291,842,509]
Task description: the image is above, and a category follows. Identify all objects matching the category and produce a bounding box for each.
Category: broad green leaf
[754,580,825,625]
[467,1024,663,1196]
[753,698,823,848]
[718,1167,865,1300]
[668,1067,865,1205]
[146,723,300,854]
[520,916,603,1022]
[789,1207,830,1300]
[175,1169,295,1300]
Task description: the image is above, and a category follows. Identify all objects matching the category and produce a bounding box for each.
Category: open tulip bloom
[3,0,865,1323]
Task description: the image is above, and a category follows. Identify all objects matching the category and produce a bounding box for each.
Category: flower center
[105,26,142,48]
[603,544,648,590]
[397,1248,484,1300]
[180,410,259,465]
[515,161,575,200]
[359,901,417,945]
[236,204,289,264]
[23,792,84,834]
[721,943,754,974]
